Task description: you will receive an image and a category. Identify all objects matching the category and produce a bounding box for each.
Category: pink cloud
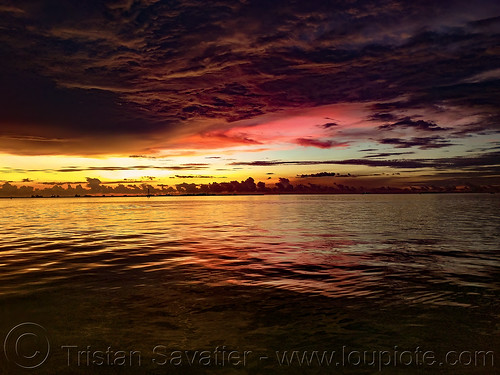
[169,103,373,150]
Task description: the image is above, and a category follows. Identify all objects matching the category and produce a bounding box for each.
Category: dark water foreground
[0,195,499,374]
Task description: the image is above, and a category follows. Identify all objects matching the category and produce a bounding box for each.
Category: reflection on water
[0,194,499,374]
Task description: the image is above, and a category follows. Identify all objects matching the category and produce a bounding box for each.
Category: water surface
[1,195,499,374]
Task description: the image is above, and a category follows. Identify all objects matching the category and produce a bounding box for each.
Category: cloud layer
[0,0,499,155]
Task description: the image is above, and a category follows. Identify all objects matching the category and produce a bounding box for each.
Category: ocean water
[0,194,499,374]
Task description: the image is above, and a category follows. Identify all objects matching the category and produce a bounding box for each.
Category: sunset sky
[1,0,499,195]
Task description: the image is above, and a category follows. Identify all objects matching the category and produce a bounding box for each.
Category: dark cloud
[0,0,499,154]
[58,164,209,172]
[378,117,449,132]
[298,172,337,178]
[319,122,339,129]
[229,151,500,171]
[379,136,453,149]
[86,177,102,191]
[364,152,415,158]
[1,164,211,175]
[368,113,398,122]
[3,174,499,197]
[0,180,171,197]
[230,159,431,169]
[295,138,346,149]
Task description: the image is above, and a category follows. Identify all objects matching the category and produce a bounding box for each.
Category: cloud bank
[0,0,499,155]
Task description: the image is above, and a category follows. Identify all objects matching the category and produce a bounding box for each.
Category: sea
[0,194,499,374]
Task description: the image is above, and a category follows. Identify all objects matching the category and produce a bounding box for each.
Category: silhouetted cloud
[379,136,453,149]
[3,174,499,197]
[295,138,347,149]
[230,159,430,168]
[364,152,415,158]
[2,164,211,174]
[298,172,337,178]
[378,117,449,132]
[319,122,339,129]
[230,151,500,171]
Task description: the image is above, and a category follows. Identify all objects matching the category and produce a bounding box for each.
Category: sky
[1,0,500,195]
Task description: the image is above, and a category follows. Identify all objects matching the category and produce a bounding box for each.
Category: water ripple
[0,194,499,306]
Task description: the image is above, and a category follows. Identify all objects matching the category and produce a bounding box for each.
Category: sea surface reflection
[0,194,499,374]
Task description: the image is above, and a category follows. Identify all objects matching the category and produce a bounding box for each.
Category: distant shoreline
[0,191,496,199]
